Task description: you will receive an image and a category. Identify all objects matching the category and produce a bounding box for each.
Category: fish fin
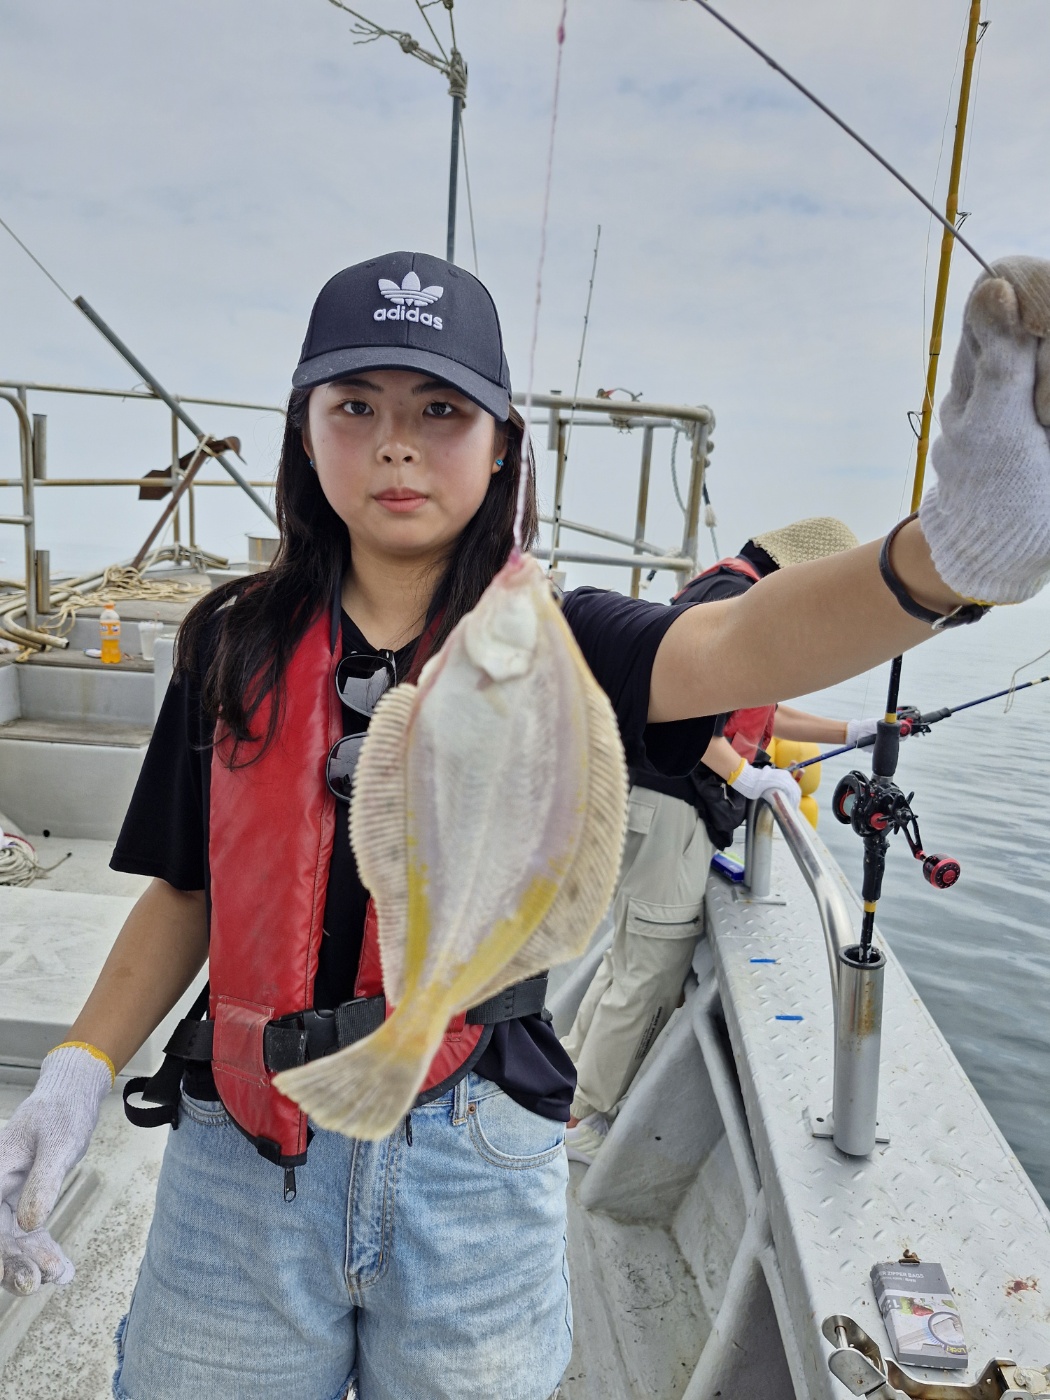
[273,996,445,1141]
[467,668,627,1004]
[349,684,417,1005]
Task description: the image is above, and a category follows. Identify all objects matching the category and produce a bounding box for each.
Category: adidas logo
[374,271,444,329]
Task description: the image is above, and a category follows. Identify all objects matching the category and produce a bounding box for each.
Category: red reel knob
[923,854,960,889]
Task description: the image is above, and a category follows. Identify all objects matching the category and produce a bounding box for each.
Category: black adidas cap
[293,251,512,421]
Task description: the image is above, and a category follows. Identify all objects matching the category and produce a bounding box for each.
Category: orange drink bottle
[99,603,122,664]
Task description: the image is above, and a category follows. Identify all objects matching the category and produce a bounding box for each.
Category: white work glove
[0,1044,112,1294]
[845,718,880,746]
[729,761,802,808]
[0,1200,74,1295]
[920,256,1050,605]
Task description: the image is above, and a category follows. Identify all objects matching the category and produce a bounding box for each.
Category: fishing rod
[691,0,997,961]
[789,674,1050,772]
[845,0,988,964]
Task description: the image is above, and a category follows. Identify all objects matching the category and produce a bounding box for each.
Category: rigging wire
[513,0,569,550]
[445,0,459,52]
[458,116,480,275]
[0,214,74,304]
[688,0,993,276]
[414,0,449,61]
[327,0,447,70]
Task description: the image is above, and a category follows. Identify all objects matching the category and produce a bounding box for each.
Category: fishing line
[688,0,994,277]
[920,12,969,409]
[562,223,601,469]
[1006,646,1050,712]
[0,213,75,304]
[669,429,685,515]
[548,222,600,574]
[513,0,569,552]
[959,16,991,212]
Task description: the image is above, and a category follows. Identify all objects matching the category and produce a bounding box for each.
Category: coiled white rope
[0,833,70,888]
[0,543,228,660]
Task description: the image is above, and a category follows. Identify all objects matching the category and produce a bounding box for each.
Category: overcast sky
[1,0,1048,603]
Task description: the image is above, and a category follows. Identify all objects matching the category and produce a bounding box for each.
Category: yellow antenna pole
[910,0,985,512]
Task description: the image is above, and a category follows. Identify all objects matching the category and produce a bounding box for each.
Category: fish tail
[272,996,446,1141]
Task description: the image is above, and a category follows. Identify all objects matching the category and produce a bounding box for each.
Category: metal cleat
[823,1317,1049,1398]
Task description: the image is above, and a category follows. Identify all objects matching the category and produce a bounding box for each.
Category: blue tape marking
[750,957,777,964]
[775,1014,803,1021]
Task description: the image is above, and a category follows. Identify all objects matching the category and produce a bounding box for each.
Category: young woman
[0,249,1047,1400]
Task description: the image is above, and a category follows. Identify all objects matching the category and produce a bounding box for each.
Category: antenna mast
[327,0,467,262]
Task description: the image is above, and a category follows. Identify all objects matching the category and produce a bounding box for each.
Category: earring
[495,458,504,467]
[308,457,316,470]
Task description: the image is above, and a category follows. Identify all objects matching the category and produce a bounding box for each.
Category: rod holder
[34,550,50,614]
[32,414,47,480]
[832,945,885,1157]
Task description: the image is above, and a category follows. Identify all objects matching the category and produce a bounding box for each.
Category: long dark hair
[178,386,538,756]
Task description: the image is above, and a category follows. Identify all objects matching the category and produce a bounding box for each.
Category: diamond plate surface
[706,828,1050,1398]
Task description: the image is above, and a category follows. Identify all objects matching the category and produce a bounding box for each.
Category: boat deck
[3,826,1050,1397]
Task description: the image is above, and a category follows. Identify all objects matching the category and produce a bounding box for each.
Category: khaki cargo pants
[563,786,713,1120]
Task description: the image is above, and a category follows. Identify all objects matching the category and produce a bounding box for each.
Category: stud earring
[308,457,316,470]
[495,458,504,467]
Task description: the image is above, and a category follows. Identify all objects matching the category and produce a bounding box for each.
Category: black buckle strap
[124,975,549,1131]
[123,982,211,1129]
[467,975,548,1024]
[335,996,387,1046]
[264,996,387,1070]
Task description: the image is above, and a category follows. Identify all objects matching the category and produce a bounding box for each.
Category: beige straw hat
[750,516,859,568]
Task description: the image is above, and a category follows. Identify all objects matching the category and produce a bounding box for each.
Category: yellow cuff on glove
[52,1041,116,1085]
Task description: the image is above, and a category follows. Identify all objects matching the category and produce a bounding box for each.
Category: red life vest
[207,607,485,1164]
[673,555,776,762]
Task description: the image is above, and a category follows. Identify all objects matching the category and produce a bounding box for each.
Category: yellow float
[767,738,822,829]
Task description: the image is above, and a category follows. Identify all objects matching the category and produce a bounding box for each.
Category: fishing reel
[832,771,960,890]
[895,704,929,740]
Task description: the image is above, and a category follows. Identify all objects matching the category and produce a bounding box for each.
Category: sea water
[797,604,1050,1203]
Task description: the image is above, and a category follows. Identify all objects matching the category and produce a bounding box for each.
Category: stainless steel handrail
[532,548,692,572]
[744,790,853,997]
[743,791,884,1157]
[515,390,712,424]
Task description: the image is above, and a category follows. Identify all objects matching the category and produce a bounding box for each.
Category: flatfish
[275,551,628,1139]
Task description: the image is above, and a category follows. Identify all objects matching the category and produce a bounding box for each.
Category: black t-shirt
[630,552,774,843]
[112,585,715,1122]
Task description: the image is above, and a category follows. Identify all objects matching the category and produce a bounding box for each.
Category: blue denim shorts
[112,1073,571,1400]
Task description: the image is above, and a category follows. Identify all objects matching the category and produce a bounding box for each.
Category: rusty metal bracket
[822,1316,1050,1398]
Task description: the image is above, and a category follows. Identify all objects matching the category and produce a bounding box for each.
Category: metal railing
[0,379,715,601]
[743,791,885,1158]
[0,392,37,628]
[527,391,714,593]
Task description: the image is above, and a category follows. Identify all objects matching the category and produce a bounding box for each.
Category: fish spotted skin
[275,553,627,1139]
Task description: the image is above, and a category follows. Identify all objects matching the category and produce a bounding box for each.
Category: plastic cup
[138,619,164,662]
